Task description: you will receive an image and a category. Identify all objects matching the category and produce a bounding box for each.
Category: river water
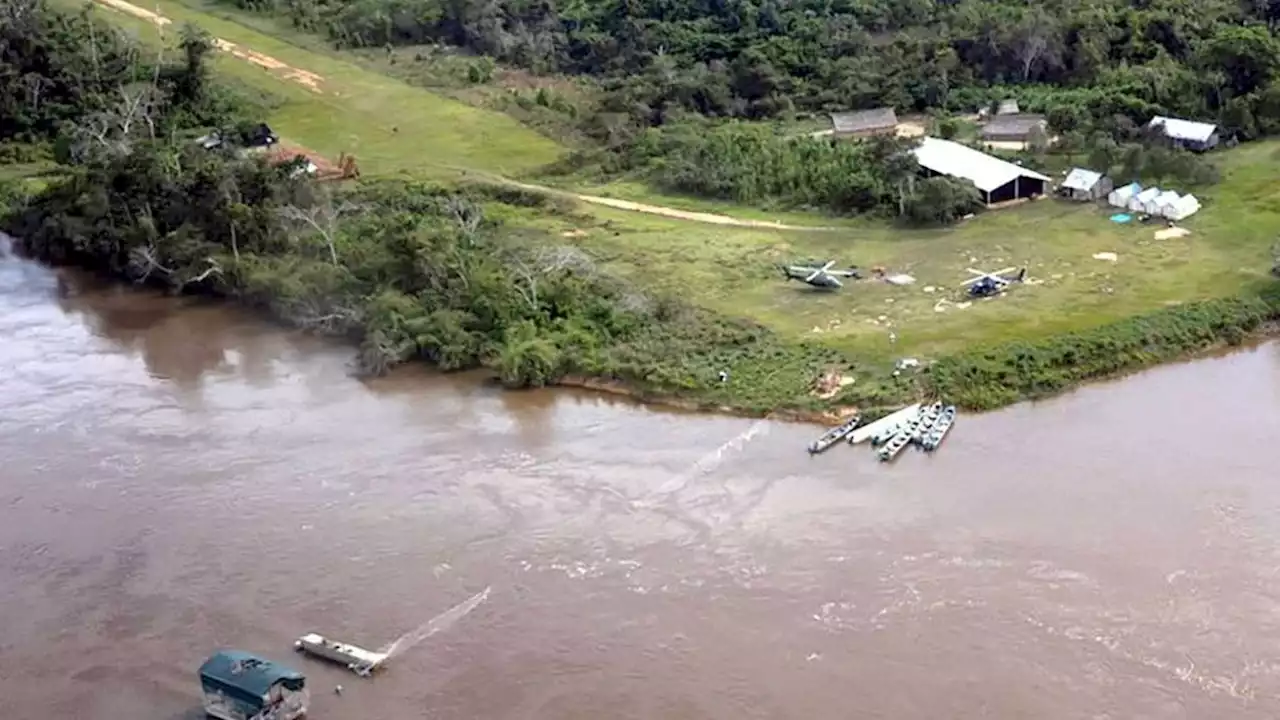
[3,235,1280,719]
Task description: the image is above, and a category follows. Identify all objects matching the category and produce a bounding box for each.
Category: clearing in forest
[69,0,1280,368]
[74,0,564,178]
[525,141,1280,363]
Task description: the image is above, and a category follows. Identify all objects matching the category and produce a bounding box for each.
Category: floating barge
[200,650,308,720]
[294,633,388,677]
[807,413,862,454]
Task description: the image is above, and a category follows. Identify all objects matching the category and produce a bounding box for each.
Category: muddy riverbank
[3,239,1280,719]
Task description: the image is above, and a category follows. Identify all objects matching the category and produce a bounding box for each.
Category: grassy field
[514,142,1280,369]
[47,0,1280,409]
[52,0,564,179]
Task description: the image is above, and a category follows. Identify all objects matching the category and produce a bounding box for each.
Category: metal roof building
[1060,167,1113,201]
[831,108,898,137]
[913,137,1051,205]
[981,114,1047,143]
[1148,116,1220,151]
[200,650,307,720]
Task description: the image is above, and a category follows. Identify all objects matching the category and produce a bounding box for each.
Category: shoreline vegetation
[4,0,1280,425]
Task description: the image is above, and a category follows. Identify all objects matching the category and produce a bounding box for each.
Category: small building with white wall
[1060,168,1113,201]
[1129,186,1161,213]
[1108,182,1141,208]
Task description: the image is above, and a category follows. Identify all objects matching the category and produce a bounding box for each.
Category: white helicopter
[781,260,862,289]
[960,266,1027,297]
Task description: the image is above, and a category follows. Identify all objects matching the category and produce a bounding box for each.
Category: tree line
[2,0,843,407]
[207,0,1265,218]
[219,0,1280,136]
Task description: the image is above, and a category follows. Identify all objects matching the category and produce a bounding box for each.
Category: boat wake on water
[377,586,492,659]
[634,419,771,508]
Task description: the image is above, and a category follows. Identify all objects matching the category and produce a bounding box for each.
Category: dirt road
[89,0,836,232]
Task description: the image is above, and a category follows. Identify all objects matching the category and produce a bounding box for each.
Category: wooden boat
[869,424,902,446]
[807,413,861,454]
[921,405,957,451]
[877,408,932,462]
[911,402,944,443]
[849,403,920,444]
[877,422,917,462]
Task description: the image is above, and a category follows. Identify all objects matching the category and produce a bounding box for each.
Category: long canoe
[921,406,957,451]
[807,414,862,454]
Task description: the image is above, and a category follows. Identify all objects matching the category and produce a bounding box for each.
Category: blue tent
[200,650,306,720]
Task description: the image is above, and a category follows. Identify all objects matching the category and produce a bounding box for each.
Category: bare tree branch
[507,245,597,311]
[277,190,363,265]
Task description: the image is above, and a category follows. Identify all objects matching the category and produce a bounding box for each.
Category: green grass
[164,0,598,147]
[516,141,1280,372]
[53,0,564,179]
[54,0,1280,410]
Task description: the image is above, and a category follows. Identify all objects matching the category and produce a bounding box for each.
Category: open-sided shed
[913,137,1050,205]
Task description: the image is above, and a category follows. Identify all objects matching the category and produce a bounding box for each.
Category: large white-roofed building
[912,137,1051,206]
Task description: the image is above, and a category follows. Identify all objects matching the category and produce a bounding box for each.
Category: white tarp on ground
[1108,182,1141,208]
[912,137,1051,193]
[1148,190,1180,216]
[1164,194,1201,221]
[1129,187,1160,212]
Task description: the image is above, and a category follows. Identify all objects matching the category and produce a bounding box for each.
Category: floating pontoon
[200,650,308,720]
[293,633,388,677]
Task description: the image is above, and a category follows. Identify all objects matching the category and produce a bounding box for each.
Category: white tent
[1164,194,1201,221]
[1129,187,1160,213]
[1108,182,1141,208]
[1146,190,1179,216]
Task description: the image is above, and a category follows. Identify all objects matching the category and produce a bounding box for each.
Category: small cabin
[1059,167,1113,201]
[981,114,1047,149]
[830,108,898,139]
[200,650,308,720]
[1147,116,1219,152]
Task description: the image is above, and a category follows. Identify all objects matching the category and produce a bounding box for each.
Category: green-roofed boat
[199,650,308,720]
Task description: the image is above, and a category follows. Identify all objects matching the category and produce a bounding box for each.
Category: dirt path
[90,0,837,232]
[498,180,838,230]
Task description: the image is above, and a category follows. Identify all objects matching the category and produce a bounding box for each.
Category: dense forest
[1,0,850,409]
[210,0,1267,216]
[223,0,1280,133]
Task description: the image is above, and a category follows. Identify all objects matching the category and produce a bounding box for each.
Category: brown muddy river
[4,234,1280,720]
